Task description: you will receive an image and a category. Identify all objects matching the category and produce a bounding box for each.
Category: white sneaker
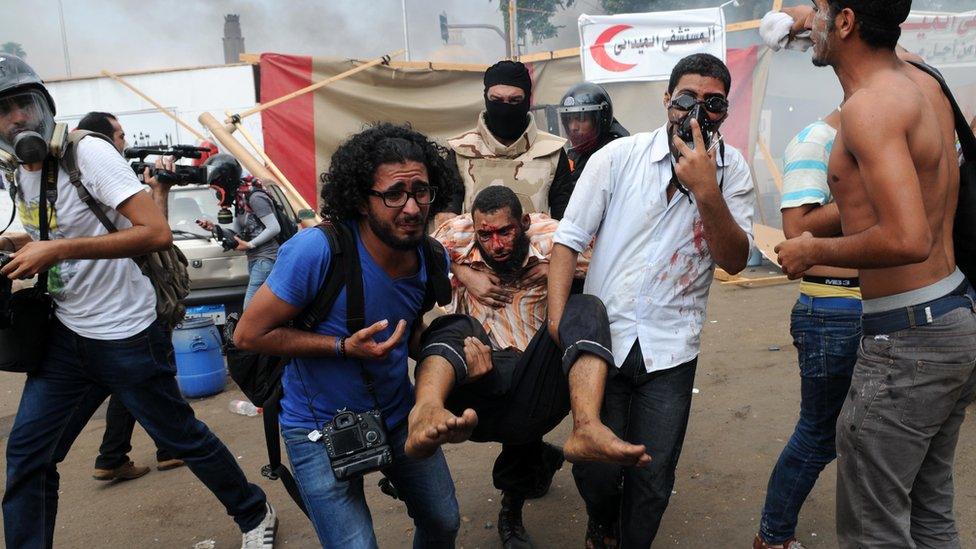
[241,503,277,549]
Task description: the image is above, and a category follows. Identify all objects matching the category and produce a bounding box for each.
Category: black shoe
[524,442,565,500]
[584,518,619,549]
[498,492,533,549]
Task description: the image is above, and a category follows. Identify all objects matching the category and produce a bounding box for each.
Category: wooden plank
[239,53,260,64]
[101,69,207,141]
[232,50,404,122]
[773,0,784,11]
[714,268,744,282]
[757,136,783,192]
[722,275,794,288]
[427,61,491,72]
[753,223,786,266]
[727,19,761,32]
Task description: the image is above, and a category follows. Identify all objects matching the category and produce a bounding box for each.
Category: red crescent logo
[589,24,637,72]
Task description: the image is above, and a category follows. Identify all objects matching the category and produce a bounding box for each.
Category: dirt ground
[1,275,974,548]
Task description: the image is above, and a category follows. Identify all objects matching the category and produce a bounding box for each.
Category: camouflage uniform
[446,111,572,219]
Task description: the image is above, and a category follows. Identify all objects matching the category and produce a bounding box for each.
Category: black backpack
[909,62,976,283]
[224,219,451,516]
[246,188,298,245]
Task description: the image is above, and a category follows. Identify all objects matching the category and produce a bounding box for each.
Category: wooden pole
[224,110,316,216]
[509,0,518,60]
[199,112,296,207]
[227,50,404,123]
[757,136,783,192]
[100,69,208,142]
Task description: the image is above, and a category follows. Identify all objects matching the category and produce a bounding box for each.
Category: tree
[498,0,576,46]
[0,42,26,59]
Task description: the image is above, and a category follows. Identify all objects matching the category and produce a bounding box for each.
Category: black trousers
[94,394,175,469]
[572,341,698,548]
[419,294,614,497]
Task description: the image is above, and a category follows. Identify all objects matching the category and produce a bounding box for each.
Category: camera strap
[34,155,58,294]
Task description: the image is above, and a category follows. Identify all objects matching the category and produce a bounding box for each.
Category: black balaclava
[483,60,532,141]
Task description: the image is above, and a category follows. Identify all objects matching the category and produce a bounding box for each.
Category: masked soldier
[437,60,574,311]
[557,82,628,184]
[437,60,572,228]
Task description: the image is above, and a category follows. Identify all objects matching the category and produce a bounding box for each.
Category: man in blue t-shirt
[234,124,464,548]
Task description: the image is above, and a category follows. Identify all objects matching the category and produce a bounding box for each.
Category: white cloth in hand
[760,11,813,52]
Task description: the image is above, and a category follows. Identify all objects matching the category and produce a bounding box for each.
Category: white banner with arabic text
[578,8,726,84]
[900,11,976,68]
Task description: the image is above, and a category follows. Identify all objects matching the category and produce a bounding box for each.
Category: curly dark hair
[319,123,461,221]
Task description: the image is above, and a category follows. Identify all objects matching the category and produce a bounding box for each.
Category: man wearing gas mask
[548,53,755,548]
[557,82,629,185]
[195,153,280,310]
[438,60,573,315]
[0,56,278,549]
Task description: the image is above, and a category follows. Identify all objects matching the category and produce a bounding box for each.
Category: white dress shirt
[554,125,756,373]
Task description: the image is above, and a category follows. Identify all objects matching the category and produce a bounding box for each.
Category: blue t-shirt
[266,222,441,431]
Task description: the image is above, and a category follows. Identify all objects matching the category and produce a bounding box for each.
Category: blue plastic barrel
[172,317,226,398]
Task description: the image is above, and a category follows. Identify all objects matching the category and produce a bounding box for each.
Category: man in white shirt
[0,57,276,549]
[548,53,756,547]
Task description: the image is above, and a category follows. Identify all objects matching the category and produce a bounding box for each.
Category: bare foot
[404,403,478,459]
[564,422,651,467]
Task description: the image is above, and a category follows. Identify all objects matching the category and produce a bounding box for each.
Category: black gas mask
[669,93,728,151]
[667,93,729,203]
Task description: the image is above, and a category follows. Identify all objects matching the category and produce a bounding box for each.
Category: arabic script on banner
[901,11,976,68]
[578,8,726,84]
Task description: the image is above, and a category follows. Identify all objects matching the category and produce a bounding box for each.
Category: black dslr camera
[210,224,239,252]
[322,409,392,480]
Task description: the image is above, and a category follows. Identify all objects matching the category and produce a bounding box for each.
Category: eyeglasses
[367,186,437,208]
[668,94,729,115]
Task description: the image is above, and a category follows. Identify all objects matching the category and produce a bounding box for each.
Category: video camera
[124,145,213,186]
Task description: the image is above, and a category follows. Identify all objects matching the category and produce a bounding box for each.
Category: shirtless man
[774,2,975,547]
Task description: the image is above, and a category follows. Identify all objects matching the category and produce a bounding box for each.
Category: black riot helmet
[0,56,57,164]
[558,82,614,154]
[0,55,55,114]
[204,153,243,209]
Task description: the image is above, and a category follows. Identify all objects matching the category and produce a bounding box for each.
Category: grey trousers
[836,307,976,548]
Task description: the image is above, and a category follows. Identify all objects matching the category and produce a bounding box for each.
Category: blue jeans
[759,297,861,543]
[283,422,460,548]
[244,258,275,310]
[2,319,267,549]
[572,341,697,547]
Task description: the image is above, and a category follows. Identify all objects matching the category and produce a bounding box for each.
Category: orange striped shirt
[433,213,590,351]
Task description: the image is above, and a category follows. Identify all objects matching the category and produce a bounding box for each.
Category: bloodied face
[472,206,531,276]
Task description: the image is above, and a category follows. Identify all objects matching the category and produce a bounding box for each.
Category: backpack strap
[421,235,453,313]
[332,221,366,333]
[59,130,122,234]
[260,384,309,517]
[260,219,349,519]
[908,61,976,162]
